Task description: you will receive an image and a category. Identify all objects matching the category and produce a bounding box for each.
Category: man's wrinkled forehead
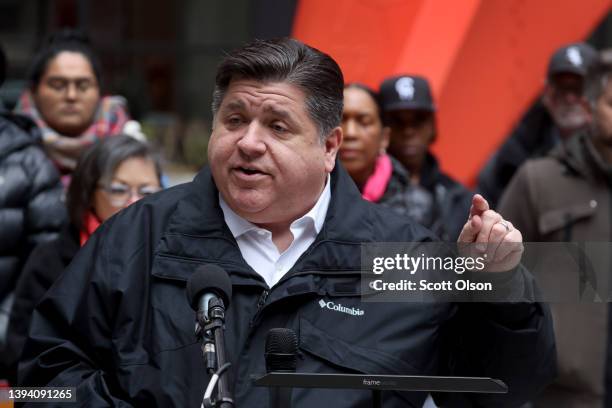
[224,78,302,101]
[221,98,295,122]
[218,78,314,120]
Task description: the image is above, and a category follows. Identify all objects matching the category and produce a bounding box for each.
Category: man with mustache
[478,42,599,207]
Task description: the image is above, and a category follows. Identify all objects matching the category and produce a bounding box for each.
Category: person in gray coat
[499,61,612,407]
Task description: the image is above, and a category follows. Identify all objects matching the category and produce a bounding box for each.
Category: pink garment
[361,154,393,202]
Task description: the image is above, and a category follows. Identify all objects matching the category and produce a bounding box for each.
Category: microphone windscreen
[265,328,298,372]
[186,264,233,310]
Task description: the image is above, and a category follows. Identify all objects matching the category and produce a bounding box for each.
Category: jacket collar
[389,155,410,185]
[552,131,612,183]
[219,175,330,239]
[166,162,375,243]
[391,151,445,190]
[157,162,376,279]
[164,166,233,238]
[419,152,442,189]
[168,160,372,236]
[315,161,376,242]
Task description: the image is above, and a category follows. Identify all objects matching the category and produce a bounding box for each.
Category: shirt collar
[219,175,331,239]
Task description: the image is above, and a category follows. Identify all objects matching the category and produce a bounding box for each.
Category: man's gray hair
[211,38,344,142]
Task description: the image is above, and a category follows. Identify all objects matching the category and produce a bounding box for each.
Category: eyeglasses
[99,182,161,207]
[45,77,98,94]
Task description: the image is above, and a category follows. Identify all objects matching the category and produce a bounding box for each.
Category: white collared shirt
[219,177,331,288]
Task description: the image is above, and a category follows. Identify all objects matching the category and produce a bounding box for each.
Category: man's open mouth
[237,166,266,176]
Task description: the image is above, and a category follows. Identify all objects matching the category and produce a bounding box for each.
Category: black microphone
[186,265,234,408]
[186,264,232,325]
[265,328,298,408]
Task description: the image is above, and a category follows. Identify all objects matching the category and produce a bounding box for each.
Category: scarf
[361,154,393,202]
[16,90,129,174]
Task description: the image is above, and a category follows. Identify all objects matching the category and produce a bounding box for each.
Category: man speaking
[19,38,555,407]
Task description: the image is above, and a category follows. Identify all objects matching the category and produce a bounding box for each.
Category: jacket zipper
[249,289,269,328]
[231,288,269,392]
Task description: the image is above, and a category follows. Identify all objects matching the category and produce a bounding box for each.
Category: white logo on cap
[395,77,415,100]
[566,47,583,67]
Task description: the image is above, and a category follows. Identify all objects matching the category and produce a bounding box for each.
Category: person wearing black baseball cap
[378,74,472,241]
[544,42,599,132]
[379,75,436,175]
[478,42,599,207]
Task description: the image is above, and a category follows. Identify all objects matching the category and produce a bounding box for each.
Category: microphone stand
[198,298,234,408]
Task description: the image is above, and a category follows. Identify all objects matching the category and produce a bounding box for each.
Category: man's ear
[324,126,343,173]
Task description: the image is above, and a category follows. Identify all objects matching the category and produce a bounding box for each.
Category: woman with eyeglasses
[4,135,162,375]
[15,29,134,182]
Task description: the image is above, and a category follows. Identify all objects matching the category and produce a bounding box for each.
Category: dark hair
[344,82,383,122]
[212,38,344,142]
[67,135,162,232]
[584,60,611,106]
[28,29,102,90]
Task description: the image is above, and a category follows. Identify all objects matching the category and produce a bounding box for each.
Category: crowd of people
[0,27,609,407]
[0,31,161,383]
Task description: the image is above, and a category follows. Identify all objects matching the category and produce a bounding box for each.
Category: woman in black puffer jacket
[0,113,66,297]
[0,45,66,381]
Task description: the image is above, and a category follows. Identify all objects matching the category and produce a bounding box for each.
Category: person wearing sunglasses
[4,135,162,376]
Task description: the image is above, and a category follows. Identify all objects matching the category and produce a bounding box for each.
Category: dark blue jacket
[20,164,555,407]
